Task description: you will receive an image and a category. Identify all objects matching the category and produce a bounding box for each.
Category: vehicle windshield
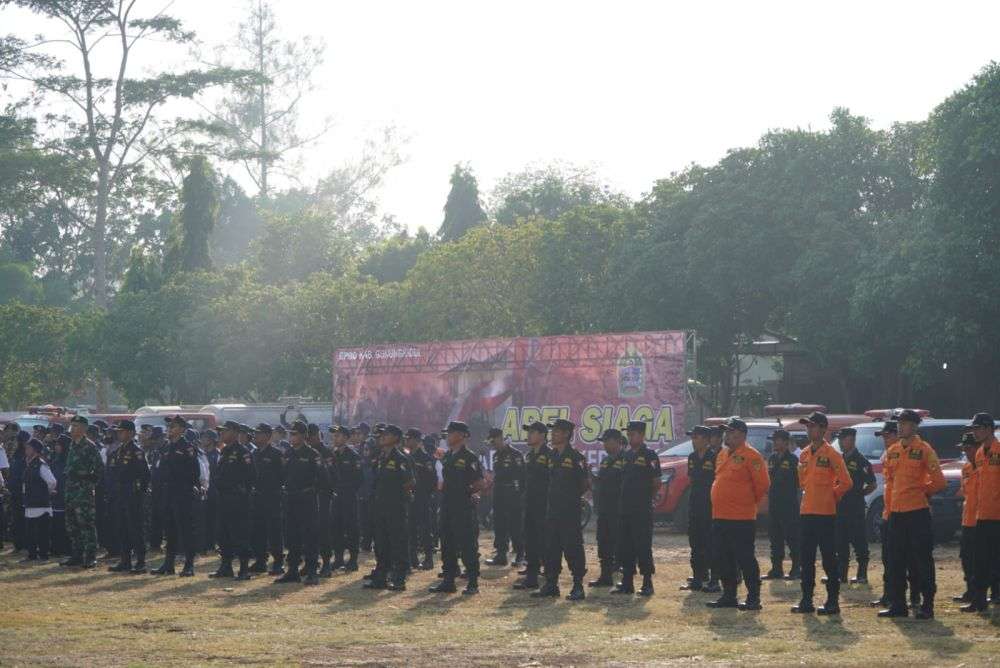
[659,428,808,458]
[834,423,968,461]
[660,439,693,456]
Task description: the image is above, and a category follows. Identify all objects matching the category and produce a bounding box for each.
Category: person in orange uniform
[877,409,946,619]
[963,413,1000,613]
[706,417,770,611]
[954,432,980,604]
[790,412,852,615]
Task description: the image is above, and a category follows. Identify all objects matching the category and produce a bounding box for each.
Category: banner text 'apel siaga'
[333,331,689,459]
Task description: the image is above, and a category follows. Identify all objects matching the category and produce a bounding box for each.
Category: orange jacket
[884,436,945,513]
[975,438,1000,521]
[711,443,770,520]
[798,441,852,516]
[961,460,979,527]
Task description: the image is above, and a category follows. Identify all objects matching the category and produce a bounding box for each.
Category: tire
[579,499,592,530]
[671,488,690,534]
[867,497,884,543]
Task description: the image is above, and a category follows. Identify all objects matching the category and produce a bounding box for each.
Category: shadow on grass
[495,583,571,631]
[766,579,803,601]
[87,573,156,593]
[315,575,385,610]
[797,613,860,650]
[891,617,974,657]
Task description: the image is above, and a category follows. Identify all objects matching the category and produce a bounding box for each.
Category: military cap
[598,428,624,442]
[798,411,829,428]
[895,409,922,424]
[838,427,857,439]
[219,420,241,432]
[49,423,65,435]
[150,426,165,438]
[444,421,470,435]
[201,429,218,441]
[255,423,273,435]
[874,420,897,436]
[771,428,791,440]
[140,423,152,431]
[686,425,712,437]
[290,421,308,435]
[56,433,71,447]
[116,420,136,432]
[405,427,423,440]
[719,416,748,433]
[274,424,287,434]
[307,422,321,435]
[93,419,109,430]
[26,437,44,453]
[86,425,100,438]
[523,421,548,434]
[69,415,89,426]
[626,420,648,434]
[422,434,438,447]
[165,415,189,428]
[356,422,371,434]
[487,427,503,438]
[965,412,995,430]
[16,430,30,444]
[33,424,48,434]
[549,418,575,432]
[331,425,351,436]
[960,432,977,447]
[382,424,404,439]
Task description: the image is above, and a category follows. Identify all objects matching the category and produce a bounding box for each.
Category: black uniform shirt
[409,448,437,498]
[441,445,483,509]
[687,447,717,502]
[524,444,553,504]
[215,442,254,495]
[839,448,875,508]
[492,446,525,492]
[374,446,414,511]
[333,446,362,496]
[164,437,200,498]
[113,439,150,500]
[619,444,662,514]
[545,445,588,520]
[284,445,321,496]
[253,444,284,498]
[596,451,625,514]
[767,450,800,502]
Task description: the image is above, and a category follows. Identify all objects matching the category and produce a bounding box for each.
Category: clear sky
[5,0,1000,233]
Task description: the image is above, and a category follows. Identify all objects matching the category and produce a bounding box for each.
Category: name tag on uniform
[780,461,790,469]
[538,456,548,465]
[561,459,574,468]
[455,459,466,469]
[385,461,397,470]
[908,449,923,461]
[636,457,646,466]
[732,455,744,464]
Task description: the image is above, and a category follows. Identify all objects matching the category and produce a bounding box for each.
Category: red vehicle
[653,405,870,531]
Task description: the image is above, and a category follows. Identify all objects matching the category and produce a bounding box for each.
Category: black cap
[93,419,109,430]
[140,423,152,431]
[895,409,922,424]
[219,420,241,432]
[961,432,978,447]
[405,427,423,440]
[549,418,575,432]
[2,421,19,432]
[26,437,44,453]
[200,429,217,441]
[274,424,287,434]
[523,421,548,434]
[255,423,273,435]
[150,426,165,438]
[16,430,30,444]
[49,423,64,434]
[771,428,791,440]
[686,425,711,437]
[329,425,350,436]
[356,422,371,434]
[116,420,136,433]
[86,424,100,437]
[33,425,48,434]
[165,415,189,428]
[874,420,898,436]
[69,415,89,426]
[487,427,503,438]
[965,413,995,430]
[444,421,470,435]
[598,428,624,442]
[422,434,438,447]
[709,426,723,437]
[798,411,829,428]
[57,433,71,447]
[307,423,321,435]
[720,417,748,433]
[626,420,648,434]
[382,424,403,439]
[290,421,308,435]
[838,427,857,438]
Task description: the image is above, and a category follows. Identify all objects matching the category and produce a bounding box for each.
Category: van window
[661,439,693,456]
[919,425,965,461]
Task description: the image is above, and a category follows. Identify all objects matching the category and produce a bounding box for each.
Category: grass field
[1,530,998,666]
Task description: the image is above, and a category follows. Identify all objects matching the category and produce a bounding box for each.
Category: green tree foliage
[359,228,434,284]
[438,164,486,241]
[0,303,86,409]
[164,157,218,277]
[492,164,629,226]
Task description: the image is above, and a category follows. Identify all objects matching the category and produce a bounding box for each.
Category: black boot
[738,582,762,611]
[150,555,176,575]
[343,552,359,572]
[817,593,840,616]
[566,577,585,601]
[268,558,285,576]
[387,573,407,591]
[274,564,301,584]
[680,578,703,591]
[784,561,800,580]
[914,593,934,620]
[612,574,635,594]
[429,575,457,593]
[303,562,320,586]
[208,559,234,579]
[512,572,540,590]
[761,559,783,580]
[485,552,508,566]
[319,558,334,578]
[953,589,973,603]
[531,577,560,598]
[463,574,480,596]
[702,579,721,593]
[179,557,195,577]
[108,558,132,573]
[589,562,614,587]
[706,583,739,608]
[60,551,83,567]
[235,558,253,581]
[960,590,988,613]
[420,554,434,571]
[129,559,146,574]
[249,558,268,573]
[638,574,654,597]
[851,559,868,584]
[877,602,909,618]
[81,550,97,569]
[331,552,345,571]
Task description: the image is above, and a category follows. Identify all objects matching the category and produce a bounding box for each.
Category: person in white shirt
[22,438,58,562]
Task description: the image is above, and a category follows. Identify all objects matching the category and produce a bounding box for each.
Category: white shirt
[25,461,57,517]
[0,447,9,470]
[197,450,210,497]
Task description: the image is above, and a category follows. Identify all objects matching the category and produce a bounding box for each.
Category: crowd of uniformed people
[1,408,999,619]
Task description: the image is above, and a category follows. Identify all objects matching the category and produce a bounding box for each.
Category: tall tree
[438,163,486,241]
[491,163,629,226]
[164,156,218,276]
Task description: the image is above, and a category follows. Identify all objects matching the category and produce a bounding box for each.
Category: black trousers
[164,495,196,563]
[10,495,25,549]
[492,486,524,556]
[544,514,585,579]
[441,503,479,578]
[522,502,546,573]
[252,495,284,563]
[333,492,359,557]
[767,499,800,565]
[203,491,218,552]
[596,503,620,567]
[688,497,713,581]
[799,514,839,599]
[835,500,869,565]
[407,493,431,559]
[117,495,146,563]
[98,489,118,555]
[316,491,333,560]
[217,492,251,561]
[359,495,373,550]
[960,525,976,588]
[373,506,409,579]
[618,511,654,576]
[974,519,1000,592]
[149,487,166,550]
[712,519,759,594]
[51,511,68,555]
[284,493,318,569]
[888,508,935,606]
[25,512,51,559]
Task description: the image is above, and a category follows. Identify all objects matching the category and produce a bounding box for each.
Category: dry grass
[1,530,998,666]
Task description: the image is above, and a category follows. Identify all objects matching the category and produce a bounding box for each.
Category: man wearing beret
[762,429,800,582]
[429,421,484,595]
[534,418,590,601]
[835,426,876,585]
[615,420,662,596]
[331,425,362,572]
[486,426,525,568]
[275,421,322,585]
[707,417,770,611]
[513,421,552,591]
[682,425,719,592]
[62,415,103,569]
[250,423,286,575]
[404,427,436,571]
[590,428,625,588]
[149,416,201,577]
[963,413,1000,613]
[107,421,150,574]
[367,424,414,591]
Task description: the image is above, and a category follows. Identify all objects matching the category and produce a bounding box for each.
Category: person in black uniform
[762,429,801,580]
[682,425,719,591]
[250,423,285,575]
[835,427,876,584]
[405,428,436,571]
[590,428,625,588]
[366,424,414,591]
[275,421,322,585]
[486,427,525,567]
[512,421,552,590]
[209,420,255,580]
[355,424,376,552]
[331,425,362,572]
[305,423,337,577]
[200,429,221,554]
[614,420,662,597]
[147,427,168,553]
[422,433,442,551]
[149,416,201,577]
[429,421,484,595]
[99,426,120,561]
[107,421,150,574]
[534,418,590,601]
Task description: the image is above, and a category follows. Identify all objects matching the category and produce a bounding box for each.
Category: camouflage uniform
[64,437,103,557]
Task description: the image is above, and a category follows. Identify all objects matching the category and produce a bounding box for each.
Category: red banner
[333,331,688,461]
